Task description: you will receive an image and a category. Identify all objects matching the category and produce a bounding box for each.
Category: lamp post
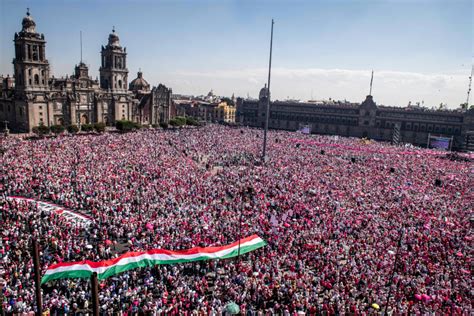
[2,120,9,136]
[91,272,99,316]
[32,239,43,315]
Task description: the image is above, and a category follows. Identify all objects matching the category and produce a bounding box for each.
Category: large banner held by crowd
[41,235,266,284]
[7,196,93,225]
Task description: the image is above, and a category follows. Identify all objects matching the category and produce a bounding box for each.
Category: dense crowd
[1,125,472,315]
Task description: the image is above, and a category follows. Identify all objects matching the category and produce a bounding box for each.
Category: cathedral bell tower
[13,9,50,92]
[99,27,128,92]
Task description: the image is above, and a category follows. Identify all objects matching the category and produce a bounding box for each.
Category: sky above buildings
[0,0,472,108]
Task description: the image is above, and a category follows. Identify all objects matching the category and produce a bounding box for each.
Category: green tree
[67,125,79,134]
[116,120,141,132]
[174,116,187,126]
[169,118,186,127]
[32,123,50,137]
[50,125,65,134]
[93,122,106,133]
[185,117,200,126]
[81,124,94,132]
[169,119,179,127]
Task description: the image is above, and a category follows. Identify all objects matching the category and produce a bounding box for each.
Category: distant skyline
[0,0,472,108]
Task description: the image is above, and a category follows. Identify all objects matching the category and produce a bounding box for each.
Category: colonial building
[237,85,474,151]
[176,100,236,123]
[212,101,236,123]
[0,10,173,132]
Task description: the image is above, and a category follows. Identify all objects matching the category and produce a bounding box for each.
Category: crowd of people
[1,125,472,314]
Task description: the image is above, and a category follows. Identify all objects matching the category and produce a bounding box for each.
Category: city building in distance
[237,85,474,151]
[0,10,173,132]
[174,90,237,123]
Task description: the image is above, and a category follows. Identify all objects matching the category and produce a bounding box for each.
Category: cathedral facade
[0,10,173,132]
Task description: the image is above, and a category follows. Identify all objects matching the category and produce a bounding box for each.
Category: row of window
[16,69,46,86]
[102,55,125,69]
[378,111,463,123]
[101,78,125,89]
[15,44,45,62]
[269,113,358,126]
[275,106,358,115]
[378,121,460,134]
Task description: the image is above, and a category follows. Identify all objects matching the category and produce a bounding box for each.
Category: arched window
[81,114,89,124]
[34,74,39,85]
[118,80,122,89]
[32,46,38,61]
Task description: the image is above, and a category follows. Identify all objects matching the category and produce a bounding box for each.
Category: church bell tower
[13,9,50,92]
[99,27,128,92]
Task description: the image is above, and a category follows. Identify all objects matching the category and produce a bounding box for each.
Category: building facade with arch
[237,86,474,151]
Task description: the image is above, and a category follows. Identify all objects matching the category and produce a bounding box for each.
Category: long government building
[237,85,474,151]
[0,10,173,132]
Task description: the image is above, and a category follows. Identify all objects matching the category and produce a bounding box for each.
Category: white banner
[7,196,93,225]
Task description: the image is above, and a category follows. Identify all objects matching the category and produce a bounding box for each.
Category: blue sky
[0,0,472,107]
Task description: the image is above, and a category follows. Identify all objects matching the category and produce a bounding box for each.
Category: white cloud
[163,67,470,108]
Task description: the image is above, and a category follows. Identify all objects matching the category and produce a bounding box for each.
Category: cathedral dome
[259,84,268,100]
[108,27,121,47]
[22,9,36,33]
[129,71,150,92]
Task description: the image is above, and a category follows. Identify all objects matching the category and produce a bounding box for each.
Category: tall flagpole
[466,64,473,106]
[369,70,374,96]
[262,19,274,162]
[80,31,83,63]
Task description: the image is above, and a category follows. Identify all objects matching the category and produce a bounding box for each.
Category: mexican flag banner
[41,235,266,284]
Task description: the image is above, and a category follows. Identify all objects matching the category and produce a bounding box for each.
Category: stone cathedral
[0,10,173,132]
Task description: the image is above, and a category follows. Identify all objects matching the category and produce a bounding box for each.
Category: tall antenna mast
[369,70,374,96]
[262,19,274,163]
[80,31,83,63]
[466,64,473,106]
